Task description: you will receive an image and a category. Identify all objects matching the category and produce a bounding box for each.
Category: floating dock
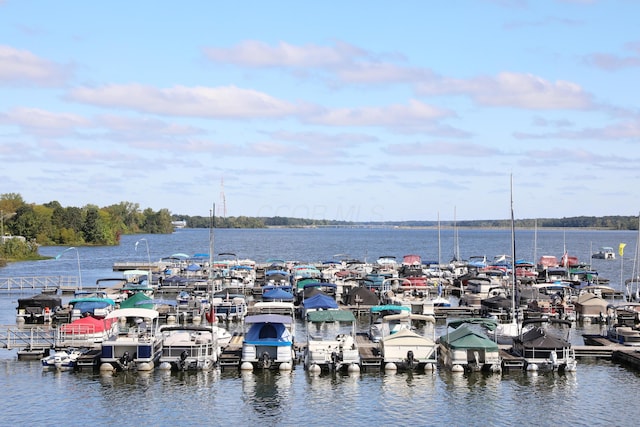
[218,333,244,369]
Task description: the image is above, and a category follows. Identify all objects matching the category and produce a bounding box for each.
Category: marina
[2,227,640,425]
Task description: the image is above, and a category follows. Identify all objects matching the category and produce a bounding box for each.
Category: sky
[0,0,639,222]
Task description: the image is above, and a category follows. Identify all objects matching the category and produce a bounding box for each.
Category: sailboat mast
[438,211,441,266]
[510,175,516,320]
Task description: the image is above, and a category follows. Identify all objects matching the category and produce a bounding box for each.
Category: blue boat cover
[262,288,294,300]
[71,299,114,313]
[303,293,338,310]
[244,314,293,346]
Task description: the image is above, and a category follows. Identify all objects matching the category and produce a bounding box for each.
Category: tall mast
[510,174,516,321]
[438,211,441,266]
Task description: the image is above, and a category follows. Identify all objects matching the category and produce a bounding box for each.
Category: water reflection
[242,370,293,424]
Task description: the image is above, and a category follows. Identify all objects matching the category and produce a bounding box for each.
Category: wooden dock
[218,333,244,369]
[612,349,640,369]
[112,262,161,272]
[355,332,382,371]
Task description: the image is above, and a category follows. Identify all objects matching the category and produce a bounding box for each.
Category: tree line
[1,193,173,256]
[174,214,640,230]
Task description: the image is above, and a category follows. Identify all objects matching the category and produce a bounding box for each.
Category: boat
[379,312,437,372]
[604,302,640,345]
[511,318,577,372]
[210,292,247,321]
[368,305,412,343]
[438,319,502,373]
[67,296,115,321]
[304,309,360,373]
[460,275,507,308]
[467,255,488,270]
[158,325,219,371]
[41,348,85,371]
[16,293,62,324]
[381,278,436,315]
[592,247,615,260]
[574,292,609,323]
[58,315,118,348]
[99,308,163,372]
[240,313,295,371]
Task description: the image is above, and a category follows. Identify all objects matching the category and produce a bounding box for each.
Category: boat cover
[119,292,153,309]
[303,293,338,310]
[439,325,499,351]
[244,314,293,346]
[262,288,294,301]
[17,293,62,309]
[517,327,569,349]
[60,315,116,334]
[307,310,355,323]
[382,328,435,346]
[343,287,379,306]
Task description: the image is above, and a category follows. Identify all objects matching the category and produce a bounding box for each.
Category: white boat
[99,308,163,372]
[240,300,296,371]
[368,305,412,343]
[381,278,435,315]
[41,348,84,371]
[304,309,360,373]
[592,247,615,260]
[240,314,295,371]
[158,325,218,371]
[380,312,437,372]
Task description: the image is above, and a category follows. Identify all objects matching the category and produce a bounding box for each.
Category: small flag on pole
[619,243,626,256]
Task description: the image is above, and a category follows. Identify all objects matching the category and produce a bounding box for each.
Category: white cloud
[0,107,89,136]
[203,40,368,68]
[384,141,502,157]
[67,84,308,118]
[307,99,453,128]
[0,45,71,86]
[417,72,593,110]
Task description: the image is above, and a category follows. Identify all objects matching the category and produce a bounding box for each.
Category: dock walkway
[0,276,78,293]
[218,333,244,369]
[0,325,56,359]
[355,332,382,370]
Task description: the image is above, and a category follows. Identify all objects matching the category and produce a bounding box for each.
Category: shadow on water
[241,369,293,423]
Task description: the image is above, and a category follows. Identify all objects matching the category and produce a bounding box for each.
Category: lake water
[1,227,639,426]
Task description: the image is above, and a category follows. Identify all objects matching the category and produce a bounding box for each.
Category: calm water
[2,228,639,426]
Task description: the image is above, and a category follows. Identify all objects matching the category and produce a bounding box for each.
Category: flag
[560,252,568,267]
[619,243,626,256]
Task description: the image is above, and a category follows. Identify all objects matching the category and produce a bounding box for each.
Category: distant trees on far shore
[174,214,640,230]
[0,193,173,247]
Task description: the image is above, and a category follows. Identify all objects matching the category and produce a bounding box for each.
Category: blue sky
[1,0,638,222]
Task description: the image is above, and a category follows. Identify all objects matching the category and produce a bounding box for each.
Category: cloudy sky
[1,0,638,222]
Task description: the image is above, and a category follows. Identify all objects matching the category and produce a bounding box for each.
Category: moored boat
[99,308,163,372]
[240,314,295,372]
[438,319,502,373]
[511,318,577,372]
[41,348,84,371]
[158,325,218,371]
[304,309,360,373]
[380,313,437,372]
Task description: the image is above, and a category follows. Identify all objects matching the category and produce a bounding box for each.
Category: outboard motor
[260,351,272,369]
[178,350,189,370]
[119,351,132,370]
[406,350,415,369]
